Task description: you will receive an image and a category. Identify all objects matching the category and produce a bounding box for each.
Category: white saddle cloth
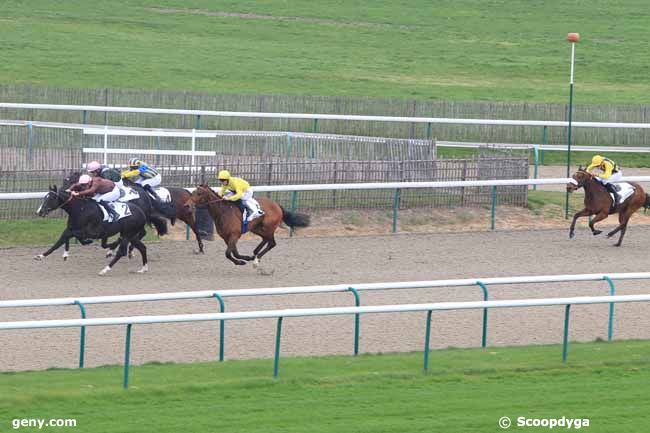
[154,187,172,203]
[99,202,132,222]
[117,187,140,202]
[614,182,635,204]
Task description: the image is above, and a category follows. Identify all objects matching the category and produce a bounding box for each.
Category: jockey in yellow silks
[586,155,623,207]
[216,170,264,222]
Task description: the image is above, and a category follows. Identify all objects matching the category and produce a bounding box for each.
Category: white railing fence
[2,272,646,369]
[2,292,650,388]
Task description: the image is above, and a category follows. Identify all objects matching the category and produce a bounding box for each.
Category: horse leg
[99,237,129,275]
[224,237,247,266]
[35,228,73,261]
[189,220,205,255]
[569,208,590,239]
[128,229,146,259]
[612,211,632,247]
[589,211,608,236]
[130,237,149,273]
[230,242,255,262]
[103,237,121,258]
[254,235,277,263]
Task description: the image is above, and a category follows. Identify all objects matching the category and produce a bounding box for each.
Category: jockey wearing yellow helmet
[586,155,623,207]
[216,170,264,221]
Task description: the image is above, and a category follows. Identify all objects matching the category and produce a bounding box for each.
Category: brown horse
[566,168,650,246]
[165,187,206,254]
[184,185,310,265]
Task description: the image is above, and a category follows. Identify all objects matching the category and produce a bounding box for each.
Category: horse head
[62,171,82,190]
[184,184,212,211]
[567,167,592,192]
[37,185,69,217]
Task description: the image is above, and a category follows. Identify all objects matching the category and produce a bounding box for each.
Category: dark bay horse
[44,172,204,259]
[36,185,166,274]
[566,168,650,246]
[184,185,310,266]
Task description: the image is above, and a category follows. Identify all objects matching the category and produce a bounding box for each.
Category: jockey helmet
[591,155,604,165]
[129,158,142,168]
[87,161,102,173]
[217,170,231,181]
[79,174,92,184]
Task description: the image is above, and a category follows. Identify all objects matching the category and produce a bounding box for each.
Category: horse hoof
[252,257,260,268]
[569,232,575,239]
[593,230,602,236]
[235,261,247,266]
[193,249,205,255]
[62,251,69,261]
[33,254,45,261]
[105,250,114,258]
[99,266,111,276]
[136,264,149,273]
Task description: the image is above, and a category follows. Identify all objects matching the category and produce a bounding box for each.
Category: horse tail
[644,193,650,213]
[280,206,311,228]
[160,201,177,224]
[149,213,169,236]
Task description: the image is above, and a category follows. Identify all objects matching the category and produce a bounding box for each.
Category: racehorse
[566,168,650,246]
[184,184,310,266]
[36,171,168,260]
[36,185,167,274]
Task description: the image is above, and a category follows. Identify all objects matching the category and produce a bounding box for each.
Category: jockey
[586,155,623,208]
[121,158,163,202]
[67,173,120,221]
[216,170,264,221]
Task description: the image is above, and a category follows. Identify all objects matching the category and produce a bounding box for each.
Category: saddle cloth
[154,187,172,203]
[611,182,635,204]
[117,186,140,202]
[99,202,132,222]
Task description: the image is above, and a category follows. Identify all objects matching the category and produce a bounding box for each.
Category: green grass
[1,0,649,103]
[1,340,649,432]
[0,218,160,248]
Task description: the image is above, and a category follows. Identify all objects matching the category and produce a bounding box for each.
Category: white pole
[103,125,108,165]
[191,128,196,184]
[570,43,576,85]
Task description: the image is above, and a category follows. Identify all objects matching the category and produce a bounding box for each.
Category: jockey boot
[605,184,620,209]
[99,201,119,222]
[143,184,163,203]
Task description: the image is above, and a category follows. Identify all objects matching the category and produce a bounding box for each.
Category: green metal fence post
[348,287,361,356]
[289,191,298,237]
[532,145,539,191]
[603,276,616,342]
[195,115,202,129]
[185,224,190,241]
[490,186,497,230]
[82,110,88,125]
[123,324,132,389]
[423,310,433,373]
[74,301,87,368]
[27,121,33,162]
[562,305,571,363]
[392,188,401,233]
[213,293,226,361]
[426,122,432,140]
[312,118,319,133]
[475,281,489,348]
[273,317,283,378]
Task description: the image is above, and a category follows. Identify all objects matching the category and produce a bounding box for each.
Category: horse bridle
[45,189,75,211]
[196,186,224,205]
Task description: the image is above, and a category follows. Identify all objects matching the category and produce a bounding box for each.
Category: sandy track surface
[2,228,650,372]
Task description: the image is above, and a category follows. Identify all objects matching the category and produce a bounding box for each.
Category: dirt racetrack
[3,227,650,372]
